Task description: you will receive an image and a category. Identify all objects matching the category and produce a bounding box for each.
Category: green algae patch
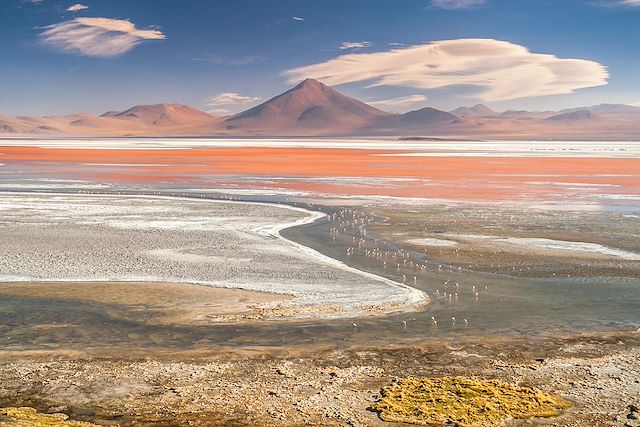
[0,407,100,427]
[370,377,572,426]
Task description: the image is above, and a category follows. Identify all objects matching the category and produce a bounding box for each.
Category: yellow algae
[0,407,100,427]
[370,377,572,427]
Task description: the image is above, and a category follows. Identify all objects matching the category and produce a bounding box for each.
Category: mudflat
[0,282,292,325]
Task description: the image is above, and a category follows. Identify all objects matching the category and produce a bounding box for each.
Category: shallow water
[282,207,640,335]
[1,191,638,353]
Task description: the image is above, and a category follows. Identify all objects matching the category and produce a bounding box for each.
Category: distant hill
[398,107,458,125]
[0,104,218,136]
[373,107,458,133]
[3,81,640,138]
[104,103,215,126]
[546,110,600,122]
[559,103,640,115]
[450,104,496,118]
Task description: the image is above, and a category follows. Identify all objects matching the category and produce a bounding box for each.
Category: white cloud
[430,0,487,9]
[368,95,428,112]
[597,0,640,7]
[206,108,234,115]
[66,3,88,11]
[204,92,261,115]
[292,16,304,21]
[40,17,165,57]
[284,38,608,102]
[193,54,262,65]
[340,41,373,50]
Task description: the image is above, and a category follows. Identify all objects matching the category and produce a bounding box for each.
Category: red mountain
[225,78,392,134]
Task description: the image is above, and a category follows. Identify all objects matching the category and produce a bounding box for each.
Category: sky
[2,0,640,116]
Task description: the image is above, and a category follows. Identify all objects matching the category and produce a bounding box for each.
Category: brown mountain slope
[105,103,215,127]
[224,78,392,134]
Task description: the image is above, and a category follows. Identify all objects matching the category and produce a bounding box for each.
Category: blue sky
[2,0,640,116]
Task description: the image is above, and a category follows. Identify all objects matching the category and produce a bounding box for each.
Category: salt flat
[444,234,640,260]
[1,138,640,158]
[404,238,459,247]
[0,192,426,319]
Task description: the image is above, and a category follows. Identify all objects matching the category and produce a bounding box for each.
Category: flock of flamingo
[324,206,496,331]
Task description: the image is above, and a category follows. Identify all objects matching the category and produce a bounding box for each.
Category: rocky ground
[0,332,638,426]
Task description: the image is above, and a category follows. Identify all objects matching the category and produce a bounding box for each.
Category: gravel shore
[1,333,637,426]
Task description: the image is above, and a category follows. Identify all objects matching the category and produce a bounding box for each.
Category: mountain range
[3,78,640,139]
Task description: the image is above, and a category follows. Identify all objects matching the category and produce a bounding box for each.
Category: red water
[1,146,638,202]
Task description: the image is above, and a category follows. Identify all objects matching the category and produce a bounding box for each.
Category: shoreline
[0,191,428,320]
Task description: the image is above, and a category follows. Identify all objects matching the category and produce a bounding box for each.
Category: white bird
[431,316,437,327]
[451,316,456,325]
[402,320,407,330]
[352,323,358,328]
[463,319,469,326]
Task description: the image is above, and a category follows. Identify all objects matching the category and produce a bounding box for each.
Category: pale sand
[0,281,293,325]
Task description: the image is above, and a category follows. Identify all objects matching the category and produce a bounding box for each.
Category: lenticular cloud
[284,38,609,101]
[40,17,166,57]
